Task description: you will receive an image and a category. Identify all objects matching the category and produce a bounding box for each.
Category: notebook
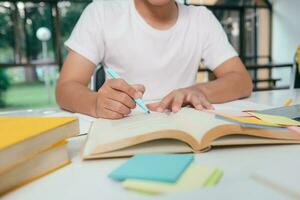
[82,108,300,159]
[0,141,70,195]
[109,154,194,183]
[0,117,79,173]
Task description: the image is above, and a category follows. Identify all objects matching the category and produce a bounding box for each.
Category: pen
[105,67,150,114]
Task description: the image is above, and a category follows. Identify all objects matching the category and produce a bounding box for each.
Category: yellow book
[0,141,70,195]
[0,117,79,173]
[122,165,223,195]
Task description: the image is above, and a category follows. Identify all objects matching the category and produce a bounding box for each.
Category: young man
[56,0,253,119]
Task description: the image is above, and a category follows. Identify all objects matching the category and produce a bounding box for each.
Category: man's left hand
[147,85,214,113]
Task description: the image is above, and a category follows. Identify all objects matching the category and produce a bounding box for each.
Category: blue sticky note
[109,154,194,183]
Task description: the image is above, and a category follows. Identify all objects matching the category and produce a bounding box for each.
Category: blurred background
[0,0,299,111]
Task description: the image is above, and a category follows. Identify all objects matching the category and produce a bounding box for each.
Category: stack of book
[0,116,79,195]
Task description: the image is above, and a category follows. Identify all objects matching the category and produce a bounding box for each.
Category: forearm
[196,72,253,104]
[56,81,98,117]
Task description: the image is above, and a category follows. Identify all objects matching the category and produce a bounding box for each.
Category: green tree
[0,4,14,62]
[0,69,9,107]
[59,2,89,58]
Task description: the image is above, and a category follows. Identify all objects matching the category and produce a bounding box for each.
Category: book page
[83,112,181,156]
[171,108,230,141]
[91,139,192,159]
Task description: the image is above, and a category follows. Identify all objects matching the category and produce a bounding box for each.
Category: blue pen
[106,67,150,114]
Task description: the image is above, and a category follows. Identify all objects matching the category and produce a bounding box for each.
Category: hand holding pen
[94,67,150,119]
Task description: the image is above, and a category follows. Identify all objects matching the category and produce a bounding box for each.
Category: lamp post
[36,27,52,104]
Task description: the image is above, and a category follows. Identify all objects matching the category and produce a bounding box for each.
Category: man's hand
[147,85,213,113]
[95,79,145,119]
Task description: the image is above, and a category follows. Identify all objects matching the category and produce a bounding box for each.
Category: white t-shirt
[65,0,237,101]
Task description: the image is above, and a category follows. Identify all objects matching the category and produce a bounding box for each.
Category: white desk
[2,89,300,200]
[248,89,300,106]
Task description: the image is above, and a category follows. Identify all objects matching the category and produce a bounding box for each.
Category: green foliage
[0,69,10,107]
[24,4,53,60]
[0,2,88,108]
[0,2,89,62]
[60,2,89,57]
[0,7,14,62]
[24,2,89,60]
[0,11,14,49]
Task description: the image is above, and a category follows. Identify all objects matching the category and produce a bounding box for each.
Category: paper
[258,104,300,119]
[203,169,223,187]
[249,112,300,126]
[205,109,252,117]
[109,154,194,183]
[122,165,222,194]
[220,115,280,127]
[288,126,300,134]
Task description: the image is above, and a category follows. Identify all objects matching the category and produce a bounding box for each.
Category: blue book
[109,154,194,183]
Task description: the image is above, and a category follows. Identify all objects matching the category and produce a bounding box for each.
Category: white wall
[271,0,300,86]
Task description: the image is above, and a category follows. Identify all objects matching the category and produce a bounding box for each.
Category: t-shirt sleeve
[201,9,238,71]
[64,2,104,65]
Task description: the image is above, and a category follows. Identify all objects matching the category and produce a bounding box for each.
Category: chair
[91,65,106,91]
[291,46,300,89]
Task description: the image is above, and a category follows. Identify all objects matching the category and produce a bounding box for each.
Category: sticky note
[220,115,280,127]
[249,112,300,126]
[109,154,194,183]
[203,169,223,187]
[122,165,223,195]
[288,126,300,134]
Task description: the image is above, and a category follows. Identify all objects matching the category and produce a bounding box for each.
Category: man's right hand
[95,79,145,119]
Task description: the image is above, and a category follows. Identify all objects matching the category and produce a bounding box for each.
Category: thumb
[132,84,145,95]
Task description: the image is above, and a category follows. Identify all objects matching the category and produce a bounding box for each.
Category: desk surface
[2,89,300,200]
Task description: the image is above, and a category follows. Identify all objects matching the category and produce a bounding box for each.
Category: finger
[158,93,175,112]
[132,84,145,95]
[108,79,141,99]
[191,95,204,110]
[147,101,166,112]
[171,94,184,113]
[147,102,160,111]
[104,98,131,116]
[98,108,123,120]
[201,97,214,110]
[104,87,136,109]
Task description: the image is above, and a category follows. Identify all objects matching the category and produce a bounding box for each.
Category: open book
[82,108,300,159]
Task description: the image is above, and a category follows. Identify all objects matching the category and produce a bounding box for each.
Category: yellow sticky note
[220,115,280,127]
[248,112,300,126]
[122,165,220,195]
[203,169,223,187]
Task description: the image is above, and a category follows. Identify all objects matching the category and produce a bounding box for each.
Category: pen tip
[147,111,151,114]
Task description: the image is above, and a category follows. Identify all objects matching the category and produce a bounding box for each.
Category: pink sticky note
[288,126,300,134]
